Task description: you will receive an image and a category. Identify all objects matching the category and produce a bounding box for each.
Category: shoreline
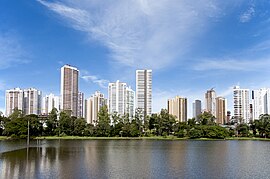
[1,136,270,141]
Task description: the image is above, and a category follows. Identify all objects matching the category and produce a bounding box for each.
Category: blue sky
[1,0,270,117]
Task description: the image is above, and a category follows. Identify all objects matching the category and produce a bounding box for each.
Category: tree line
[0,106,269,139]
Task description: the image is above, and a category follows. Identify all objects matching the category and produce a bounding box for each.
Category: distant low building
[85,91,106,124]
[168,96,187,122]
[193,100,202,121]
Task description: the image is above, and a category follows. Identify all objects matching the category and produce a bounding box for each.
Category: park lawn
[0,136,8,140]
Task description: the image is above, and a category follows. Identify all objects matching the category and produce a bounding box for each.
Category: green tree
[45,108,58,136]
[258,114,270,138]
[189,128,203,139]
[84,124,95,136]
[236,124,250,137]
[25,114,43,137]
[9,108,23,120]
[96,105,111,137]
[0,112,8,135]
[59,110,72,136]
[198,112,216,125]
[4,117,27,138]
[74,118,87,136]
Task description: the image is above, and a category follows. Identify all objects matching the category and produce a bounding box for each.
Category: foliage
[2,107,270,139]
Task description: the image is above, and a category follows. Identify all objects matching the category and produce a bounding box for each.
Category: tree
[9,108,23,120]
[258,114,270,138]
[59,110,72,136]
[189,128,203,139]
[236,124,250,137]
[45,108,58,136]
[0,112,8,136]
[96,105,111,137]
[198,112,216,125]
[4,117,27,138]
[74,118,87,136]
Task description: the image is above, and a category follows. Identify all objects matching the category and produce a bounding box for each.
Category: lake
[0,140,269,178]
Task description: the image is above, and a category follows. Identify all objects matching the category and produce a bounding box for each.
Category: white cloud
[37,0,236,70]
[193,57,270,71]
[0,33,29,69]
[81,75,109,89]
[239,5,255,23]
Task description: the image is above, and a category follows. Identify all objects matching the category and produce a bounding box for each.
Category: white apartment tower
[42,93,60,115]
[23,88,42,115]
[60,64,79,117]
[136,70,152,119]
[126,87,135,117]
[108,80,135,117]
[5,88,24,116]
[85,91,106,124]
[251,88,270,120]
[205,88,216,117]
[77,92,84,118]
[233,86,250,123]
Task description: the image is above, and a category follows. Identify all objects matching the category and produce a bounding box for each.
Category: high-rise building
[23,88,42,115]
[168,96,187,122]
[108,80,135,117]
[126,87,135,117]
[193,100,202,121]
[227,111,231,124]
[205,88,216,117]
[251,88,270,120]
[85,91,106,124]
[215,97,227,124]
[42,93,60,115]
[136,70,152,119]
[233,86,250,123]
[60,64,79,117]
[77,92,84,118]
[5,88,24,116]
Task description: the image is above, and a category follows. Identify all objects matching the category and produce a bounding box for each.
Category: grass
[226,137,270,141]
[0,136,8,140]
[1,135,269,141]
[34,136,186,140]
[34,136,270,141]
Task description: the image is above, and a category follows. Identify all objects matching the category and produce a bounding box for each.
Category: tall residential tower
[233,86,250,123]
[205,88,216,117]
[168,96,187,122]
[5,88,24,116]
[23,88,42,115]
[60,64,79,117]
[108,80,135,117]
[136,70,152,119]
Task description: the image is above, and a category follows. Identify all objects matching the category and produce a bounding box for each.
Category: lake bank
[1,136,269,141]
[0,136,269,141]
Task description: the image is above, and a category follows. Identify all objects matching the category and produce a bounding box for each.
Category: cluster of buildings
[5,65,152,125]
[4,64,270,125]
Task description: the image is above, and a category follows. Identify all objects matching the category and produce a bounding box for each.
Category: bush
[176,130,185,138]
[60,132,67,137]
[189,128,203,139]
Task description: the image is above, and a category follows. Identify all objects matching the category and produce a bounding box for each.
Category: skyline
[1,1,270,117]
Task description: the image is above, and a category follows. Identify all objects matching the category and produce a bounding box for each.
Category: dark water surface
[0,140,269,178]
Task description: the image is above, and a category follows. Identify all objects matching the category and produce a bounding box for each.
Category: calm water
[0,140,269,179]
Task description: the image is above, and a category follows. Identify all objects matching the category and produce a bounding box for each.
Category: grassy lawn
[0,135,268,141]
[34,136,270,141]
[226,137,270,141]
[0,136,8,140]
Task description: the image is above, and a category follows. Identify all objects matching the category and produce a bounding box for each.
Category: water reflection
[0,140,269,178]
